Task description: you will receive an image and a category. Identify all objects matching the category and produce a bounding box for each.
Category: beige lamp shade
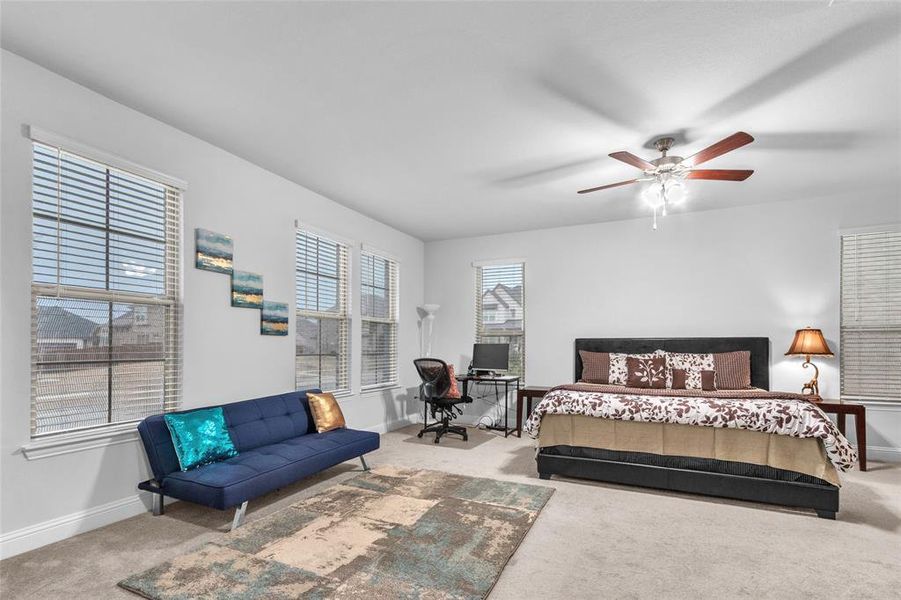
[785,328,834,357]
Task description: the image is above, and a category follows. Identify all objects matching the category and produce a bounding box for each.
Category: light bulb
[643,182,664,208]
[665,180,686,205]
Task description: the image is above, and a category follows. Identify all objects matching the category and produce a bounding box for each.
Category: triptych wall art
[194,228,288,336]
[195,228,234,274]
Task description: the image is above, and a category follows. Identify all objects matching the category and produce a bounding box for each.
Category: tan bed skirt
[537,414,839,487]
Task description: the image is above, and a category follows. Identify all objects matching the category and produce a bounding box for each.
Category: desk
[456,374,520,437]
[815,400,867,471]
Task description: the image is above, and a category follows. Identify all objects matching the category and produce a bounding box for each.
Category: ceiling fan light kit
[578,131,755,230]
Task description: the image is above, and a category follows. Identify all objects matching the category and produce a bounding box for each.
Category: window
[360,250,399,388]
[31,142,182,437]
[295,230,351,393]
[476,262,525,379]
[841,231,901,402]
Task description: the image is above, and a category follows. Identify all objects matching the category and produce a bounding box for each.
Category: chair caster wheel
[434,438,440,444]
[417,432,423,438]
[463,435,468,441]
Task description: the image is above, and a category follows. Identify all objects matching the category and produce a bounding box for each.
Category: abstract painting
[195,228,233,274]
[261,301,289,336]
[231,271,263,309]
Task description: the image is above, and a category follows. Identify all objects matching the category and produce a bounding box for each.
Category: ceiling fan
[577,131,754,229]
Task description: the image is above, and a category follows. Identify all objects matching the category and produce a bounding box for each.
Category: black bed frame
[536,337,839,519]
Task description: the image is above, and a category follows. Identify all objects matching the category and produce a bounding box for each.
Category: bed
[526,337,856,519]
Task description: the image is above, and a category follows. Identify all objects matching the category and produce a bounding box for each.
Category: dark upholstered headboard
[574,337,770,390]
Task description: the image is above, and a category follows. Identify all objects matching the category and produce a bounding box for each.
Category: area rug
[119,466,554,599]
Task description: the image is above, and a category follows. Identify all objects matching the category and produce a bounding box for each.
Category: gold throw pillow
[307,392,346,433]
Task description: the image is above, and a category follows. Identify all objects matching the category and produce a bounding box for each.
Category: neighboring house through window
[30,140,182,436]
[476,262,525,379]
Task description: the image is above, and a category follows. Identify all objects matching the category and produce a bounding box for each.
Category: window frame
[475,261,525,381]
[294,229,352,395]
[29,138,183,439]
[360,249,400,390]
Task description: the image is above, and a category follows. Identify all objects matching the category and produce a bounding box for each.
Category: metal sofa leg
[231,501,249,531]
[152,493,164,516]
[360,455,371,471]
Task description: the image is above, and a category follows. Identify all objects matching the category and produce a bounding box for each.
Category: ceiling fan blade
[682,132,754,167]
[608,152,656,171]
[577,179,640,194]
[685,169,754,181]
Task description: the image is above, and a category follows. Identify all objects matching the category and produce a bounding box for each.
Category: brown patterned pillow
[713,351,751,389]
[672,368,717,391]
[610,351,665,385]
[626,356,666,389]
[666,352,714,389]
[579,350,610,384]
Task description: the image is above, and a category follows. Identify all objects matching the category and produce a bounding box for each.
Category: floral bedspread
[524,385,857,471]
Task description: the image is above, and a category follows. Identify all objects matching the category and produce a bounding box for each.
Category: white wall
[0,51,424,555]
[425,192,901,456]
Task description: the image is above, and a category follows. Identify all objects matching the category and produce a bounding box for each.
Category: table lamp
[785,327,833,397]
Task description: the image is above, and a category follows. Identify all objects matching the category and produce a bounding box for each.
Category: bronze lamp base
[800,355,820,397]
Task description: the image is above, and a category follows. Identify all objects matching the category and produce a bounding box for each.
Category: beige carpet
[3,425,900,599]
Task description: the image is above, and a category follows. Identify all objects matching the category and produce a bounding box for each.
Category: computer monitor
[472,343,509,373]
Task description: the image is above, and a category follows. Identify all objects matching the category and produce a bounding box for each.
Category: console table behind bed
[537,337,840,519]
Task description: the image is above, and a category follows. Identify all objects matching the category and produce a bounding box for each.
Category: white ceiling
[2,1,899,241]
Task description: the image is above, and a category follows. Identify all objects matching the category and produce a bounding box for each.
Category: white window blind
[31,142,182,437]
[361,251,398,388]
[841,230,901,402]
[295,230,351,393]
[476,262,525,379]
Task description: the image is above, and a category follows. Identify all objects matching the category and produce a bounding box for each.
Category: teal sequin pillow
[163,407,238,471]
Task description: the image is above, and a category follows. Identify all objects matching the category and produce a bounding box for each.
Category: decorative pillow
[713,351,752,389]
[671,368,688,390]
[666,352,715,389]
[700,370,717,391]
[609,351,665,385]
[445,364,462,398]
[579,350,610,383]
[626,356,666,388]
[307,392,347,433]
[163,407,238,472]
[671,368,717,391]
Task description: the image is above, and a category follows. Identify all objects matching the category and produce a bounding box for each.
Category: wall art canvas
[231,271,263,309]
[261,301,289,336]
[195,228,234,274]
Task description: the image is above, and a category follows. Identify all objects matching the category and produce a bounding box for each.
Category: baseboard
[867,445,901,462]
[363,414,420,435]
[0,492,155,560]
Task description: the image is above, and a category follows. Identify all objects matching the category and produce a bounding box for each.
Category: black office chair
[413,358,472,444]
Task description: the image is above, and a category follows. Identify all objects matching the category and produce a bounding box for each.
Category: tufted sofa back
[137,389,320,481]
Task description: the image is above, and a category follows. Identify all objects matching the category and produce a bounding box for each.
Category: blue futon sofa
[136,389,379,529]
